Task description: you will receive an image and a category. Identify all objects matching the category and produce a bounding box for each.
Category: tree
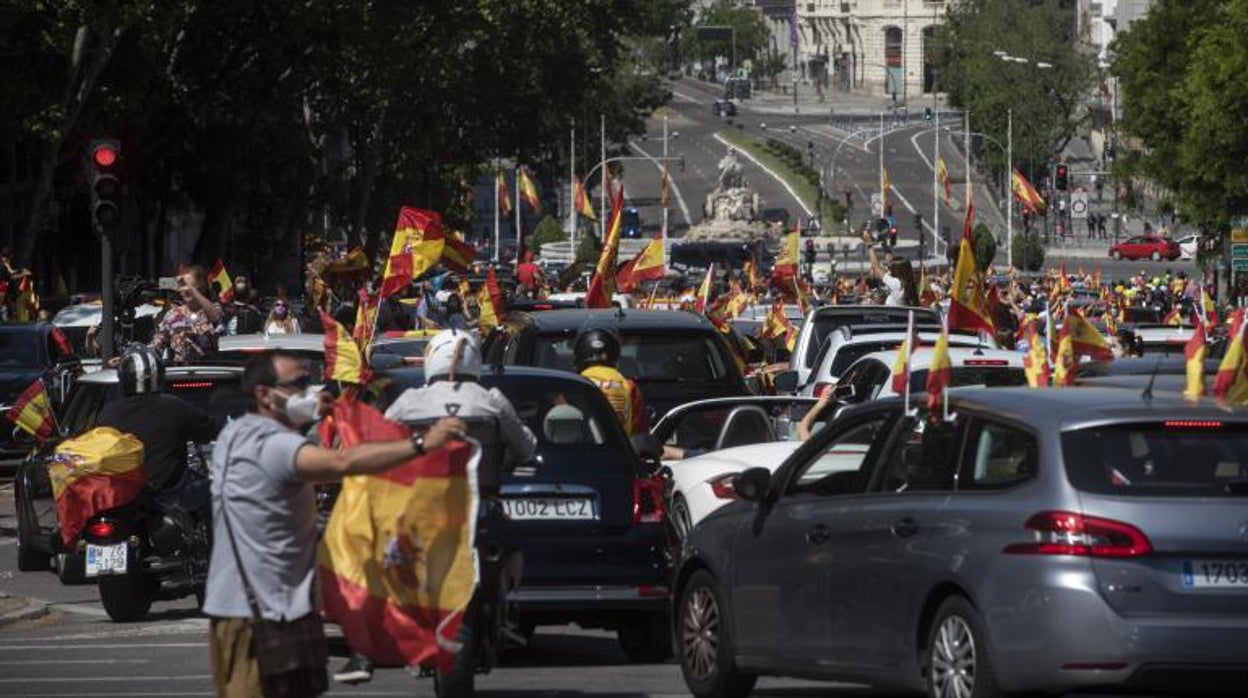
[971,223,997,271]
[681,3,768,72]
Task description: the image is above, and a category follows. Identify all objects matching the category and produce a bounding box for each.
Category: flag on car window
[318,399,479,672]
[6,379,56,442]
[1184,321,1207,402]
[926,323,952,414]
[586,187,624,308]
[49,427,145,545]
[322,311,371,385]
[890,310,917,395]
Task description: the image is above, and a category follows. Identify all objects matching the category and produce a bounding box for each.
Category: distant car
[0,323,81,460]
[712,99,737,117]
[788,306,941,386]
[1109,234,1181,261]
[756,207,791,229]
[833,347,1026,405]
[1177,234,1200,260]
[215,333,325,378]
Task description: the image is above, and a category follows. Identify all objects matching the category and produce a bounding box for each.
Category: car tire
[671,495,694,544]
[1111,250,1123,260]
[618,612,672,663]
[435,618,475,698]
[678,570,756,698]
[925,596,1003,698]
[99,569,153,622]
[1151,250,1161,261]
[14,483,49,572]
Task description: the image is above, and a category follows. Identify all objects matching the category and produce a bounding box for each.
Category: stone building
[756,0,952,101]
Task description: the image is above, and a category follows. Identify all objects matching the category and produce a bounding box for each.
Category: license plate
[501,497,596,521]
[1181,560,1248,589]
[85,543,128,577]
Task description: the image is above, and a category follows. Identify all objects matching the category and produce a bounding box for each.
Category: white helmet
[423,329,482,382]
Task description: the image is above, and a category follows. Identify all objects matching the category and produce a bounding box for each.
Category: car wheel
[618,612,672,663]
[925,596,1002,698]
[14,481,49,572]
[679,570,756,698]
[1151,250,1161,261]
[671,495,694,544]
[1111,250,1123,260]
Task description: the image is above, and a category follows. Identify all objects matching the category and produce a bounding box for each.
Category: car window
[788,414,892,496]
[875,416,960,493]
[959,418,1038,490]
[0,330,44,369]
[1062,421,1248,498]
[534,331,731,383]
[908,366,1027,393]
[60,384,113,435]
[489,377,621,449]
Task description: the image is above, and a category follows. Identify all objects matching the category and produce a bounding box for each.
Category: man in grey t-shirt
[205,350,463,697]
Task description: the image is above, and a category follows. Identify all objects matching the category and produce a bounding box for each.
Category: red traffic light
[92,144,118,168]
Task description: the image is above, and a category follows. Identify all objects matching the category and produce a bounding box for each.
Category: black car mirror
[734,467,772,502]
[772,370,800,394]
[630,433,663,473]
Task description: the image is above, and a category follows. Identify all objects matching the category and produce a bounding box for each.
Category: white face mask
[279,385,324,428]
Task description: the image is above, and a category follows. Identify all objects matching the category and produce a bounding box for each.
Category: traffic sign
[1233,259,1248,272]
[1070,190,1089,219]
[1233,244,1248,258]
[870,192,883,218]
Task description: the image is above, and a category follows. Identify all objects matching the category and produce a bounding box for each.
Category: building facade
[756,0,951,101]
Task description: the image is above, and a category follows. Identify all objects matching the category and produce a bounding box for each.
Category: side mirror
[734,467,772,502]
[832,382,857,403]
[630,433,663,474]
[772,370,800,394]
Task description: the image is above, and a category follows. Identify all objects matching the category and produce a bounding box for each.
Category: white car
[1129,323,1196,356]
[546,291,635,309]
[833,347,1026,405]
[1177,234,1200,260]
[788,324,998,398]
[788,306,940,386]
[216,333,326,375]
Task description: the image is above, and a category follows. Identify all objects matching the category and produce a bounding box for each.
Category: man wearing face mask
[205,350,465,696]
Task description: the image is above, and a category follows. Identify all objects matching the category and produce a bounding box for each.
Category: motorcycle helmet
[424,329,482,382]
[573,326,621,372]
[118,343,164,396]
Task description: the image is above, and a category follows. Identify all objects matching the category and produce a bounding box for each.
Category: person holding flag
[151,265,226,365]
[861,230,918,306]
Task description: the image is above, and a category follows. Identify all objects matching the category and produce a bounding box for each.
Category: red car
[1109,234,1181,261]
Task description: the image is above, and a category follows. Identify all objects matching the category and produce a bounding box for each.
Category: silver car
[675,388,1248,697]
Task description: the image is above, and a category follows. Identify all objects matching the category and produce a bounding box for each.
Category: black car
[482,309,752,422]
[756,207,791,229]
[712,99,737,117]
[379,365,672,661]
[0,323,80,460]
[13,365,246,576]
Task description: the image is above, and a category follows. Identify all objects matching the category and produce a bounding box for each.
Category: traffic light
[923,107,933,122]
[87,139,122,233]
[1055,163,1069,191]
[914,212,923,230]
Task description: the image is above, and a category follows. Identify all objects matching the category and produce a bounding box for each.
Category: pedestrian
[226,276,265,335]
[264,299,301,335]
[862,230,918,306]
[151,265,226,364]
[204,350,465,697]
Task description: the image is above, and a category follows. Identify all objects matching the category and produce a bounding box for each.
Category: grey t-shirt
[203,414,315,621]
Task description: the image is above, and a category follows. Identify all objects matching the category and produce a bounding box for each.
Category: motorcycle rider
[574,327,648,436]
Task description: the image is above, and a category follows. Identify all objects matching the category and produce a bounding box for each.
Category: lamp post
[994,51,1054,266]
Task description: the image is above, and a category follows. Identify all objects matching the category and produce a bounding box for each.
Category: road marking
[711,133,812,217]
[0,659,151,665]
[0,538,16,546]
[628,141,693,228]
[0,674,214,683]
[0,642,207,650]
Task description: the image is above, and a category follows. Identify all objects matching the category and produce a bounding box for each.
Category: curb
[0,597,49,628]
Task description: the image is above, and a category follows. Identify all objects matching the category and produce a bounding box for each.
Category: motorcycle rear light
[812,382,833,398]
[632,476,666,525]
[709,473,739,500]
[88,521,116,538]
[1003,511,1152,558]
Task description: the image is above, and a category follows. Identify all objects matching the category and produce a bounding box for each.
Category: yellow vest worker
[573,326,649,436]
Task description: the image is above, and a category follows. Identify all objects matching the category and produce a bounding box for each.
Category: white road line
[0,659,151,665]
[627,141,693,228]
[711,133,812,217]
[671,89,703,104]
[0,642,207,650]
[0,538,16,546]
[0,675,213,683]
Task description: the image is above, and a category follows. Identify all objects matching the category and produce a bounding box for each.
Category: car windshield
[0,330,44,368]
[488,376,624,449]
[1062,422,1248,498]
[908,366,1027,392]
[803,311,935,369]
[534,332,732,383]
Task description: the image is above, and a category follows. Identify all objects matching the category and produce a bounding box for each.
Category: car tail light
[1003,511,1152,558]
[1165,420,1222,428]
[169,381,213,389]
[708,473,739,500]
[812,382,833,398]
[632,476,666,524]
[963,359,1008,366]
[88,520,116,538]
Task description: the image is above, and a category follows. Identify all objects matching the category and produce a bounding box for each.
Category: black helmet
[573,327,621,372]
[118,343,164,397]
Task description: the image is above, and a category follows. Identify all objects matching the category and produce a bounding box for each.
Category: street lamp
[994,51,1054,267]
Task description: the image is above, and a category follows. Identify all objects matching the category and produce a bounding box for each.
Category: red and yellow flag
[1063,309,1113,360]
[890,312,917,395]
[50,427,145,545]
[1011,168,1047,214]
[322,311,371,385]
[615,236,665,293]
[1184,321,1207,402]
[926,324,952,414]
[318,399,479,672]
[496,170,513,217]
[947,202,995,335]
[1214,310,1248,405]
[744,260,761,290]
[380,208,446,298]
[881,166,891,213]
[695,264,715,314]
[586,188,625,309]
[761,300,797,352]
[209,260,233,304]
[323,248,371,280]
[353,288,379,350]
[518,166,541,212]
[937,157,952,205]
[476,268,504,332]
[574,176,596,220]
[772,225,800,280]
[1162,306,1184,326]
[441,233,476,275]
[6,379,55,442]
[1023,319,1052,388]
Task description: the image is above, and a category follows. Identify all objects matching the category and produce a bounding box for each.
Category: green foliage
[681,3,767,69]
[971,223,996,271]
[575,230,601,265]
[527,215,568,254]
[1011,232,1045,271]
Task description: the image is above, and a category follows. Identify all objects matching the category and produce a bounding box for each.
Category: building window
[884,26,903,68]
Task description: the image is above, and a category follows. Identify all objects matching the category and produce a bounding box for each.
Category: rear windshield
[1062,422,1248,497]
[909,366,1026,393]
[534,331,733,383]
[803,311,936,369]
[0,330,43,368]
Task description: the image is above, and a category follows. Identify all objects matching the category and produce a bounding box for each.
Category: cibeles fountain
[683,147,774,243]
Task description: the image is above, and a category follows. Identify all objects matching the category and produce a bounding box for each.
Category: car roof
[853,347,1023,370]
[811,304,937,319]
[506,308,718,332]
[381,364,596,387]
[947,386,1246,428]
[217,333,326,354]
[831,329,991,347]
[78,365,244,385]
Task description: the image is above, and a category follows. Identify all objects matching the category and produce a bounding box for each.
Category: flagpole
[942,312,952,421]
[515,164,522,269]
[933,106,940,260]
[662,113,669,267]
[600,114,607,242]
[569,121,577,260]
[964,109,971,209]
[493,158,501,264]
[878,110,885,214]
[1007,107,1013,270]
[903,309,914,415]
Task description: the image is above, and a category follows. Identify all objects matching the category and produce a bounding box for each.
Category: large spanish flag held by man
[615,236,665,293]
[585,188,625,309]
[574,176,596,220]
[6,379,56,442]
[1214,310,1248,405]
[321,311,371,385]
[318,400,479,672]
[476,268,504,332]
[49,427,145,545]
[208,260,233,303]
[1184,321,1207,402]
[518,166,541,212]
[1011,167,1047,214]
[772,224,800,280]
[947,202,995,335]
[380,207,446,298]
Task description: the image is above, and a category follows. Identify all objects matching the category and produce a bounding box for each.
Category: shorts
[209,617,327,698]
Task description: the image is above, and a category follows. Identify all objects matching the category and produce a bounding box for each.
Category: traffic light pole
[100,229,115,359]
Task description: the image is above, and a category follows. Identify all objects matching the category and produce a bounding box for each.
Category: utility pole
[1007,108,1013,268]
[600,114,607,241]
[569,121,576,259]
[964,109,971,209]
[932,102,940,259]
[493,157,500,263]
[661,113,669,263]
[879,110,886,219]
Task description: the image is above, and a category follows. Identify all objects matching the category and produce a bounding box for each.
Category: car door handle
[806,524,831,546]
[890,517,919,539]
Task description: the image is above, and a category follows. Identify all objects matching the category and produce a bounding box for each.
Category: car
[1178,234,1200,260]
[378,365,672,661]
[1122,323,1210,357]
[215,332,326,377]
[545,292,636,309]
[788,323,997,397]
[482,309,751,421]
[833,347,1026,405]
[756,207,790,229]
[788,305,941,386]
[367,329,439,365]
[622,207,643,238]
[1109,234,1181,261]
[674,388,1248,697]
[0,323,81,460]
[13,365,246,575]
[712,99,737,117]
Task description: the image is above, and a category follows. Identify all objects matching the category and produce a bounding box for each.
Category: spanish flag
[585,187,624,309]
[726,287,752,319]
[518,166,541,213]
[926,323,953,414]
[441,233,476,275]
[353,288,379,349]
[695,263,715,314]
[1011,168,1046,214]
[1052,324,1078,387]
[772,224,800,280]
[890,311,916,395]
[208,260,233,304]
[1202,288,1219,325]
[1184,322,1207,402]
[881,166,891,213]
[761,300,797,352]
[1214,310,1248,405]
[615,236,665,293]
[937,157,952,205]
[1063,309,1113,360]
[6,379,56,442]
[322,311,371,385]
[574,176,596,220]
[323,248,371,279]
[476,268,504,332]
[50,427,145,545]
[318,399,479,671]
[947,202,995,335]
[496,170,513,217]
[744,260,761,290]
[1023,320,1052,388]
[1162,306,1185,326]
[380,207,446,298]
